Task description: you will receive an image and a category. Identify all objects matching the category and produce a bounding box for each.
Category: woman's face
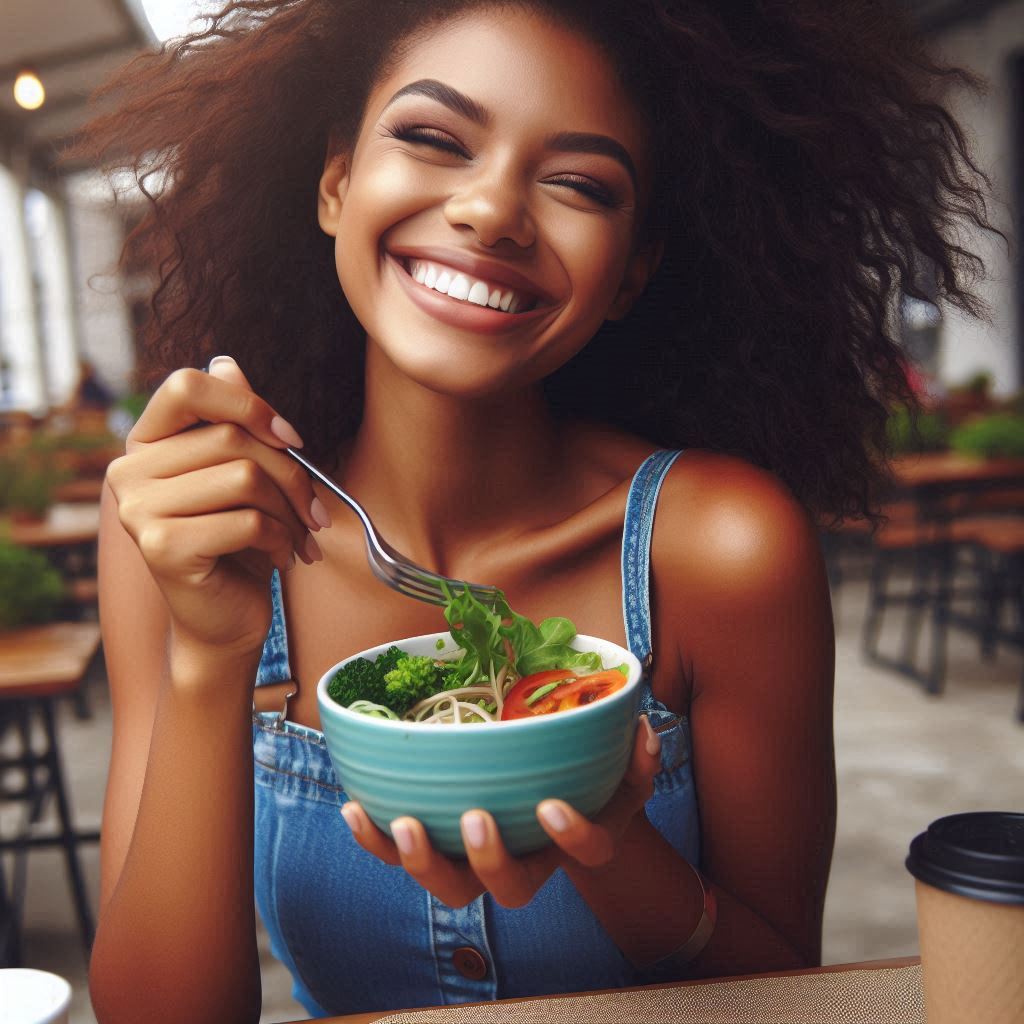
[318,7,655,399]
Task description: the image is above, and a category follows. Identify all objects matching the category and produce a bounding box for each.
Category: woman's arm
[88,360,322,1024]
[89,487,264,1024]
[567,454,836,975]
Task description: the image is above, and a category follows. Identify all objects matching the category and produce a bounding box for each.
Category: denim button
[453,946,488,980]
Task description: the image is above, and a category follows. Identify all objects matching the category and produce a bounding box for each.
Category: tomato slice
[500,669,627,721]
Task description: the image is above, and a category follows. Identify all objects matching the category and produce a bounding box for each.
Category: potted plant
[950,413,1024,459]
[0,451,69,523]
[942,370,994,426]
[0,539,65,630]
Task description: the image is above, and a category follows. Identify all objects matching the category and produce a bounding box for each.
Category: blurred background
[0,1,1021,1022]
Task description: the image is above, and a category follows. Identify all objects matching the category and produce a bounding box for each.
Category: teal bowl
[316,632,642,856]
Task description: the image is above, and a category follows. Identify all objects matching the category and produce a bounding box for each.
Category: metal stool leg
[39,699,95,952]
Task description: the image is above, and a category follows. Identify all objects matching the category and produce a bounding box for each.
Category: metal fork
[285,447,501,607]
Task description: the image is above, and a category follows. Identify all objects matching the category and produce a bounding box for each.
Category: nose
[443,158,536,249]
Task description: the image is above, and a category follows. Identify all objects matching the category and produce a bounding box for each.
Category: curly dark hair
[72,0,1004,524]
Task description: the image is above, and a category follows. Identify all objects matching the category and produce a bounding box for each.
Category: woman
[79,1,999,1020]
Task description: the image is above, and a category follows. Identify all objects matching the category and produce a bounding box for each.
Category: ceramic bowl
[316,632,642,856]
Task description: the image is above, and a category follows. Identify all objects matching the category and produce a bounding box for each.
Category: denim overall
[251,449,700,1017]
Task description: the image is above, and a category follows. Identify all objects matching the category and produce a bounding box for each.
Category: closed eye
[382,123,469,158]
[545,175,616,207]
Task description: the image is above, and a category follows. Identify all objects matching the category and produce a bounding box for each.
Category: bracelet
[651,863,718,968]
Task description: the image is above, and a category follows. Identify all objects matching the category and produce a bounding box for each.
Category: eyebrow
[383,78,638,189]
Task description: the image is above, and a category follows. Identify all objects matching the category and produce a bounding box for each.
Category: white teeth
[446,274,471,301]
[402,257,531,313]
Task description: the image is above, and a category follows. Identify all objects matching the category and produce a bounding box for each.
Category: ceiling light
[14,70,45,111]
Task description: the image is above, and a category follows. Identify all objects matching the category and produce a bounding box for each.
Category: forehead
[366,8,649,160]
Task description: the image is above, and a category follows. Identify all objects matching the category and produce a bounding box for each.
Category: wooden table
[0,621,102,965]
[889,452,1024,490]
[5,502,100,549]
[300,957,922,1024]
[53,477,104,504]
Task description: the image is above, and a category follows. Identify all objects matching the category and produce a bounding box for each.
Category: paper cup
[0,969,72,1024]
[906,812,1024,1024]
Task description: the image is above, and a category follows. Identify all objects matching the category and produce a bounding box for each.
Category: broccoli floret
[327,657,387,708]
[374,645,406,676]
[383,655,445,715]
[328,648,451,716]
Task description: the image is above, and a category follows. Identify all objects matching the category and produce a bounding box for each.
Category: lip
[386,254,557,335]
[387,245,558,307]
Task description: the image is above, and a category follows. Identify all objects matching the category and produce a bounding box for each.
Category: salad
[326,584,629,724]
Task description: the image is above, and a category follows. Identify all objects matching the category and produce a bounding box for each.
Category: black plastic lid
[906,812,1024,906]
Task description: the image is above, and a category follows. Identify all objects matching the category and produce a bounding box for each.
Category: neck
[340,343,568,573]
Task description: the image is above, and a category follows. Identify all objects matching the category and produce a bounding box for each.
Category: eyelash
[382,123,617,207]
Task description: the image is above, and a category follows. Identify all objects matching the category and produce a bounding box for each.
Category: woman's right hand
[105,355,328,664]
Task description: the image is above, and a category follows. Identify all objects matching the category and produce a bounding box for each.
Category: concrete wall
[933,1,1024,394]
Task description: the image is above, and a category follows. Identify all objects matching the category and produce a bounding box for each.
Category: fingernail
[310,497,332,530]
[284,552,296,572]
[341,804,361,834]
[207,354,236,373]
[462,811,488,849]
[538,801,570,833]
[391,820,415,855]
[304,534,323,563]
[270,414,304,448]
[643,715,661,757]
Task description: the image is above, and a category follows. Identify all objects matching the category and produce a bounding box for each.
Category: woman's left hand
[339,715,662,908]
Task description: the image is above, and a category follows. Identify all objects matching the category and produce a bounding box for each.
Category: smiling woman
[70,2,1001,1023]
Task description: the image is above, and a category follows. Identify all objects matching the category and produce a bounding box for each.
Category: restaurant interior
[1,1,1022,1022]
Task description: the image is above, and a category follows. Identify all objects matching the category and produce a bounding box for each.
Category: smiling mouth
[397,257,539,314]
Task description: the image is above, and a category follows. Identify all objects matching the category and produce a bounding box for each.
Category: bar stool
[0,622,102,966]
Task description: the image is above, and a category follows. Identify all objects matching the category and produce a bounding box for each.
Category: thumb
[207,354,255,391]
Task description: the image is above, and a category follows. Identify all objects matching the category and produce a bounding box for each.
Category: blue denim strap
[255,568,294,686]
[621,450,683,714]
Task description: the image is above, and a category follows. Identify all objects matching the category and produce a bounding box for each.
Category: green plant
[115,391,151,423]
[0,452,69,518]
[949,370,994,397]
[950,413,1024,458]
[0,540,65,630]
[886,405,950,454]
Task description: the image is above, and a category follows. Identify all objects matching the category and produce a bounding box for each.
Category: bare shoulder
[649,450,833,704]
[654,449,825,599]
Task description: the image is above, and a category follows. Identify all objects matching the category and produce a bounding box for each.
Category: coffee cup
[0,968,72,1024]
[906,811,1024,1024]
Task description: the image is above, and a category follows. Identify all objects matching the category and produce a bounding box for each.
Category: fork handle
[284,447,377,540]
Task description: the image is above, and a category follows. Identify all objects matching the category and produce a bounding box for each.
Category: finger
[118,462,322,566]
[129,364,303,451]
[460,810,558,907]
[339,803,403,866]
[621,714,662,794]
[207,354,254,388]
[536,799,617,867]
[109,421,327,534]
[388,816,485,909]
[135,508,298,579]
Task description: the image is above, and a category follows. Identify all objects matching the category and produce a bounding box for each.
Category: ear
[606,238,664,321]
[317,151,351,238]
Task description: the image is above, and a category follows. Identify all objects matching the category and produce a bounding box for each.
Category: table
[5,502,100,549]
[865,454,1024,715]
[0,622,102,965]
[299,957,922,1024]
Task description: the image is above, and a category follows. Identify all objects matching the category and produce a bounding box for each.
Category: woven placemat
[375,964,923,1024]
